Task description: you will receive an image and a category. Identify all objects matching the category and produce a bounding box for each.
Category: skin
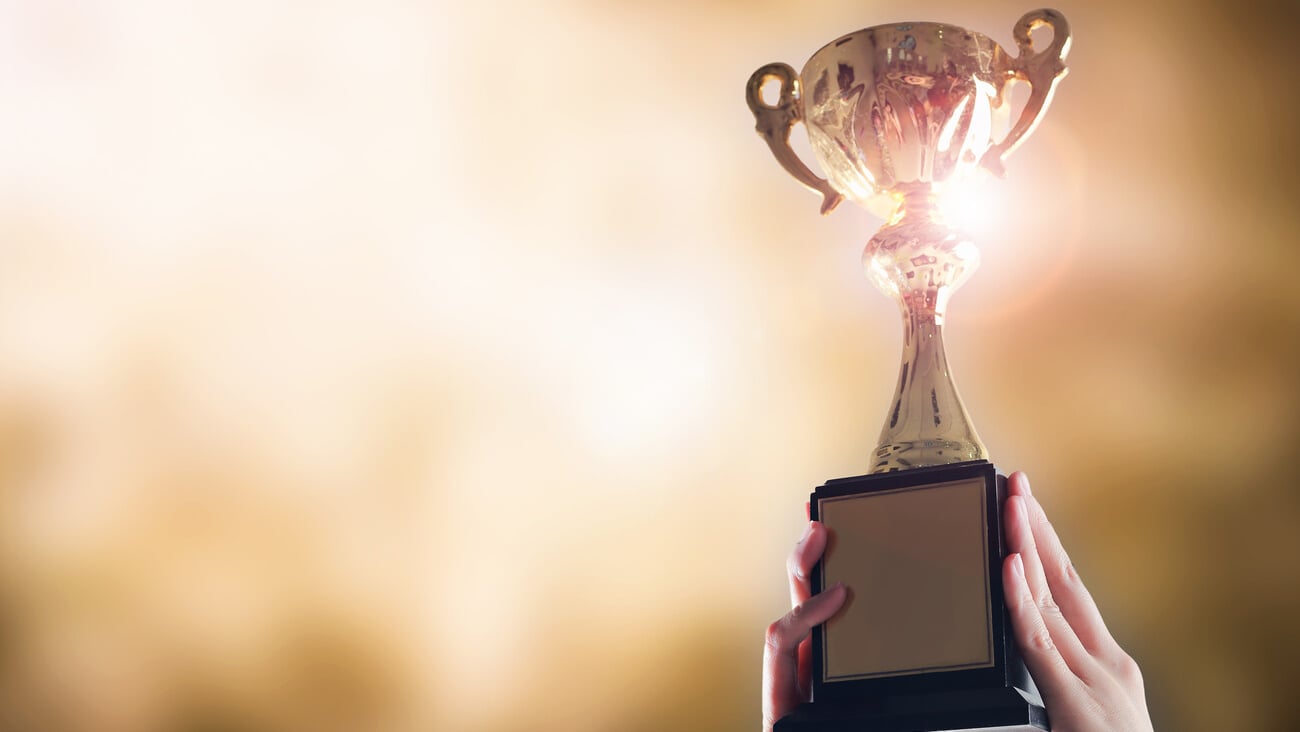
[762,472,1153,732]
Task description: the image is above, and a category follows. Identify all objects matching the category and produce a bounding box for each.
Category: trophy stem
[865,185,987,473]
[871,306,986,472]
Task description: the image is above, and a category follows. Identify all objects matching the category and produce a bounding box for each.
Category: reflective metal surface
[746,9,1071,472]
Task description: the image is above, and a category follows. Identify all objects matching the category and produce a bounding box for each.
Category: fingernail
[1011,553,1025,578]
[1020,473,1032,496]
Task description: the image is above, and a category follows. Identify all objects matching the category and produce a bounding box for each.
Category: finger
[786,520,830,699]
[1003,553,1077,709]
[1005,493,1101,682]
[1011,475,1127,666]
[787,521,828,607]
[763,583,847,730]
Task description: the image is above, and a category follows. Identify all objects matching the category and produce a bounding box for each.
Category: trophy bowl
[746,9,1070,213]
[799,21,1011,202]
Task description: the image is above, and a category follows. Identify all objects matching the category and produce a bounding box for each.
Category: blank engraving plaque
[819,477,993,680]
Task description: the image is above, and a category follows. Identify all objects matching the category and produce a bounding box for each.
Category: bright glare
[936,95,971,153]
[939,175,1004,242]
[570,294,719,458]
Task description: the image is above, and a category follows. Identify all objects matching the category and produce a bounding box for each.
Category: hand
[761,520,846,732]
[1002,471,1153,732]
[761,473,1154,732]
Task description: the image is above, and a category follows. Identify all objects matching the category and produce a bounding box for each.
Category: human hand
[1002,472,1153,732]
[761,520,847,732]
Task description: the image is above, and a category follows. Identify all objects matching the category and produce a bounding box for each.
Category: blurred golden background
[1,0,1297,730]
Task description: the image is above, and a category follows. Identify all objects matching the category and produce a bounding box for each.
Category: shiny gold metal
[745,63,844,214]
[746,9,1071,472]
[982,9,1071,177]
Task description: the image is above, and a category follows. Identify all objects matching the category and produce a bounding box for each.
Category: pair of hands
[762,472,1153,732]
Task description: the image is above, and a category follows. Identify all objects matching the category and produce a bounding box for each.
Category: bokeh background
[1,0,1298,730]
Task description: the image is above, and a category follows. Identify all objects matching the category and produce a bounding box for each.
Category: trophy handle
[980,8,1071,177]
[746,63,843,215]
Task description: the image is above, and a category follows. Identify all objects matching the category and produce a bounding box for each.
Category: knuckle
[788,602,805,622]
[759,624,780,652]
[1027,626,1056,655]
[1063,566,1096,603]
[1062,560,1083,586]
[786,552,803,579]
[1114,651,1143,685]
[765,620,784,647]
[1037,595,1065,620]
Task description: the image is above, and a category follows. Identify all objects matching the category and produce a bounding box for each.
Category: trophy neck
[886,186,942,227]
[865,185,987,473]
[864,185,979,320]
[870,309,987,473]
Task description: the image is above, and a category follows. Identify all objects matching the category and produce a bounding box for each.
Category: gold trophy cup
[747,9,1070,731]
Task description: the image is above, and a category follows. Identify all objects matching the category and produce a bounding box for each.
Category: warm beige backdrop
[1,1,1297,730]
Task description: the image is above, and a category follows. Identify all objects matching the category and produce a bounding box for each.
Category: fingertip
[826,585,847,613]
[797,520,828,544]
[814,582,847,608]
[824,582,849,612]
[1007,471,1031,496]
[805,521,829,550]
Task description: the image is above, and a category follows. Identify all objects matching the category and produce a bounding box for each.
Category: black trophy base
[789,461,1046,732]
[774,687,1047,732]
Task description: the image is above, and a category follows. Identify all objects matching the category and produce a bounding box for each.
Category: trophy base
[796,461,1047,731]
[774,687,1048,732]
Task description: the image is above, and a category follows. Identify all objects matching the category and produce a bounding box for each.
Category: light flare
[569,294,721,458]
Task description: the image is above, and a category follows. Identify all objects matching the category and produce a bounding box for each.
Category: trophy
[746,9,1070,731]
